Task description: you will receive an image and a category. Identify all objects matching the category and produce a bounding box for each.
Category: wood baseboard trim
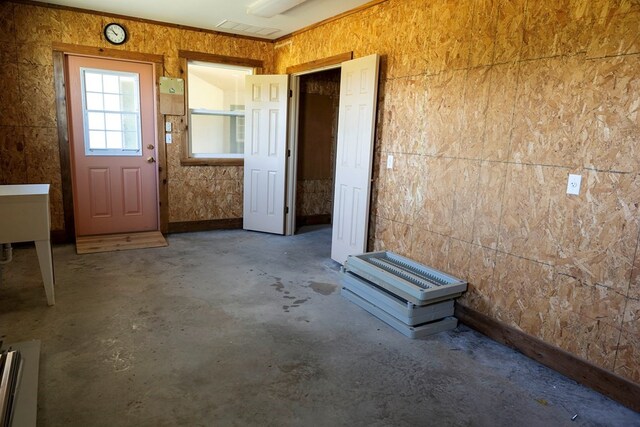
[454,303,640,413]
[50,230,71,244]
[296,214,331,227]
[168,218,242,234]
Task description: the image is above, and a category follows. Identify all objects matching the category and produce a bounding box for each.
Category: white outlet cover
[165,133,172,144]
[386,154,394,169]
[165,121,172,132]
[566,174,582,195]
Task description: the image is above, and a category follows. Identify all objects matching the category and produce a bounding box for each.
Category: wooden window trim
[178,50,264,71]
[179,52,262,166]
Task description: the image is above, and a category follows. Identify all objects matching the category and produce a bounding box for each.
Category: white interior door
[243,75,289,234]
[331,54,380,264]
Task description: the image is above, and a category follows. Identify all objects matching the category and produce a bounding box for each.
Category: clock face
[104,23,127,45]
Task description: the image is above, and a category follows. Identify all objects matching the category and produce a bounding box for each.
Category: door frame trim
[285,62,345,236]
[53,44,168,241]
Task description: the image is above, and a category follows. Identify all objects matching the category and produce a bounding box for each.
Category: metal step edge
[341,273,454,325]
[341,288,458,339]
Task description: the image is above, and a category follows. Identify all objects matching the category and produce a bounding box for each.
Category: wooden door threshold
[76,231,168,254]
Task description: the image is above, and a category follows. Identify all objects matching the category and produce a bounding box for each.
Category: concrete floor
[0,225,638,426]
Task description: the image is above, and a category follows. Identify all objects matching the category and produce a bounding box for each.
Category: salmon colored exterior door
[67,55,158,236]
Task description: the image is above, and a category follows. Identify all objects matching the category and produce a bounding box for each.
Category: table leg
[35,239,55,306]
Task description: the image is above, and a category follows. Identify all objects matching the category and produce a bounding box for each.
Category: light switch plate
[387,154,394,169]
[165,121,172,132]
[165,133,172,144]
[566,174,581,195]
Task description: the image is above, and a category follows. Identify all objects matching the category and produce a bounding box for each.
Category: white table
[0,184,55,305]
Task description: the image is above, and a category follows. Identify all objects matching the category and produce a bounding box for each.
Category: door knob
[147,156,156,163]
[147,144,155,149]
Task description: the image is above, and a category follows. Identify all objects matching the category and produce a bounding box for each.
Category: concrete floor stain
[308,281,337,295]
[0,226,637,425]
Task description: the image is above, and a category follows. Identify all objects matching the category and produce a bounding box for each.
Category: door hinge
[285,206,289,214]
[289,89,293,98]
[287,149,291,158]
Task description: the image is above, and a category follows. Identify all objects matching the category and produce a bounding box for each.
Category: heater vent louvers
[343,251,467,305]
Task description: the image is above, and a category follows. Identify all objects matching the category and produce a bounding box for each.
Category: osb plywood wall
[0,1,274,228]
[0,0,638,386]
[296,71,340,219]
[274,0,640,384]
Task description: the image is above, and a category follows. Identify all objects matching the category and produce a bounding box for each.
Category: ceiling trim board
[273,0,388,43]
[286,51,352,74]
[52,42,164,63]
[12,0,273,43]
[178,50,264,69]
[12,0,386,44]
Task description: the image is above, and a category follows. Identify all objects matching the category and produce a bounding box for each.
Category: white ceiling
[42,0,372,40]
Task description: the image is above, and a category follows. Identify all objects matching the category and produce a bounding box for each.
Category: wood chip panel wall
[0,0,638,386]
[0,1,274,228]
[274,0,640,384]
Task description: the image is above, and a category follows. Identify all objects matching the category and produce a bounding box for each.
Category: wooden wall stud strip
[168,218,243,234]
[286,52,353,75]
[154,62,169,234]
[455,303,640,413]
[296,214,331,227]
[52,51,76,242]
[50,230,69,244]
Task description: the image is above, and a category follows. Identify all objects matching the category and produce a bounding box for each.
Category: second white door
[243,75,289,234]
[331,54,380,264]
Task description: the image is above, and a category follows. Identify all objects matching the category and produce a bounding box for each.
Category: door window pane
[86,92,103,110]
[81,68,142,156]
[103,74,120,93]
[106,131,123,149]
[124,132,138,150]
[105,113,122,131]
[87,112,105,130]
[85,72,102,92]
[122,95,135,112]
[123,114,137,132]
[88,130,106,149]
[104,94,120,111]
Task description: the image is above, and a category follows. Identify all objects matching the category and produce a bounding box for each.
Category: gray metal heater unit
[341,251,467,339]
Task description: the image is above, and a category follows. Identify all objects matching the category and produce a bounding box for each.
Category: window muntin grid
[81,68,142,156]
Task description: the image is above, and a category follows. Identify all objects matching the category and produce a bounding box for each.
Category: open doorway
[284,54,379,263]
[294,68,341,233]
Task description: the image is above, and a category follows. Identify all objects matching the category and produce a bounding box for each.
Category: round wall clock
[104,23,128,45]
